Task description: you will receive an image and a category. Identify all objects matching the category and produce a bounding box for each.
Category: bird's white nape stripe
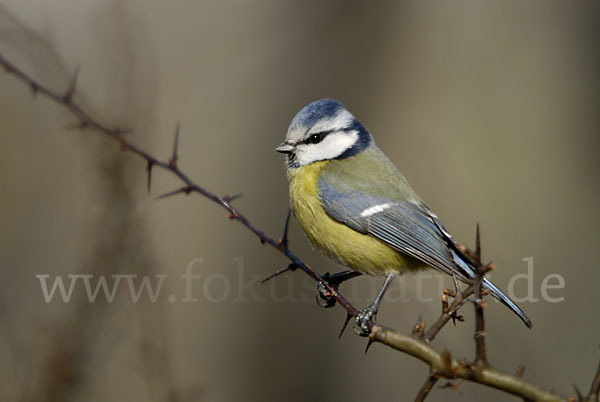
[360,203,393,218]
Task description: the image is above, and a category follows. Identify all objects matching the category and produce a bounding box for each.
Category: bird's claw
[316,281,336,308]
[354,308,376,337]
[315,270,361,309]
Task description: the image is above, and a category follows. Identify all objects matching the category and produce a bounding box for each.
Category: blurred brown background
[0,1,599,401]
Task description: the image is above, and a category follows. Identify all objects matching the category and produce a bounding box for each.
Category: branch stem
[0,52,576,402]
[371,326,563,402]
[414,373,439,402]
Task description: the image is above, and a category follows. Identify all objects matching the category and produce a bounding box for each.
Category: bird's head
[276,99,372,168]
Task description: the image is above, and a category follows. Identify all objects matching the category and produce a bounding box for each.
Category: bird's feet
[354,306,377,337]
[316,270,361,308]
[316,280,336,308]
[353,273,397,336]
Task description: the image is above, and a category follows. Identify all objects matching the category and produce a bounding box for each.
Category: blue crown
[289,99,346,132]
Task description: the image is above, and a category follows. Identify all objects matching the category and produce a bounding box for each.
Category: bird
[275,98,532,332]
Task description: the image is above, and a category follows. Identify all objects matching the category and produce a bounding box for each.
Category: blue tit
[276,99,532,330]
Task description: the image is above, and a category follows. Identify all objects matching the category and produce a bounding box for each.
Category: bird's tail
[482,278,533,328]
[450,248,533,328]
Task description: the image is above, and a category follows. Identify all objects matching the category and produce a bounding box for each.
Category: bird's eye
[309,133,323,144]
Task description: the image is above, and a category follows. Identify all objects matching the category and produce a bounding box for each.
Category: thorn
[515,364,525,378]
[338,313,353,339]
[155,187,190,200]
[169,123,180,167]
[261,264,297,284]
[448,294,474,317]
[146,161,154,194]
[364,339,374,355]
[223,193,242,203]
[63,65,80,102]
[279,208,292,249]
[450,314,465,324]
[475,223,481,264]
[30,82,38,96]
[573,384,584,400]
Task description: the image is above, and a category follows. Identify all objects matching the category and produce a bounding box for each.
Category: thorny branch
[421,284,473,343]
[1,52,597,402]
[472,224,488,366]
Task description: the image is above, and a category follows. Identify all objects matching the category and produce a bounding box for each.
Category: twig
[0,52,363,323]
[414,372,439,402]
[370,326,563,401]
[585,362,600,402]
[0,52,576,402]
[473,224,488,365]
[423,286,473,343]
[0,56,285,263]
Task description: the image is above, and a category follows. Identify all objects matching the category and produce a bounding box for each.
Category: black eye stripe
[299,129,333,145]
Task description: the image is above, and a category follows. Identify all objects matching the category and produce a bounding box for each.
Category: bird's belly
[288,163,421,276]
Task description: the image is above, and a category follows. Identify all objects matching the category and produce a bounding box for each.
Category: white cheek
[295,131,359,166]
[294,146,312,166]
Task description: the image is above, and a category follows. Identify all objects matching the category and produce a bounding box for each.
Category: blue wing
[318,174,533,328]
[317,176,475,281]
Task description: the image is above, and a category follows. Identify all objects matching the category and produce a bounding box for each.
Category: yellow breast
[287,162,420,276]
